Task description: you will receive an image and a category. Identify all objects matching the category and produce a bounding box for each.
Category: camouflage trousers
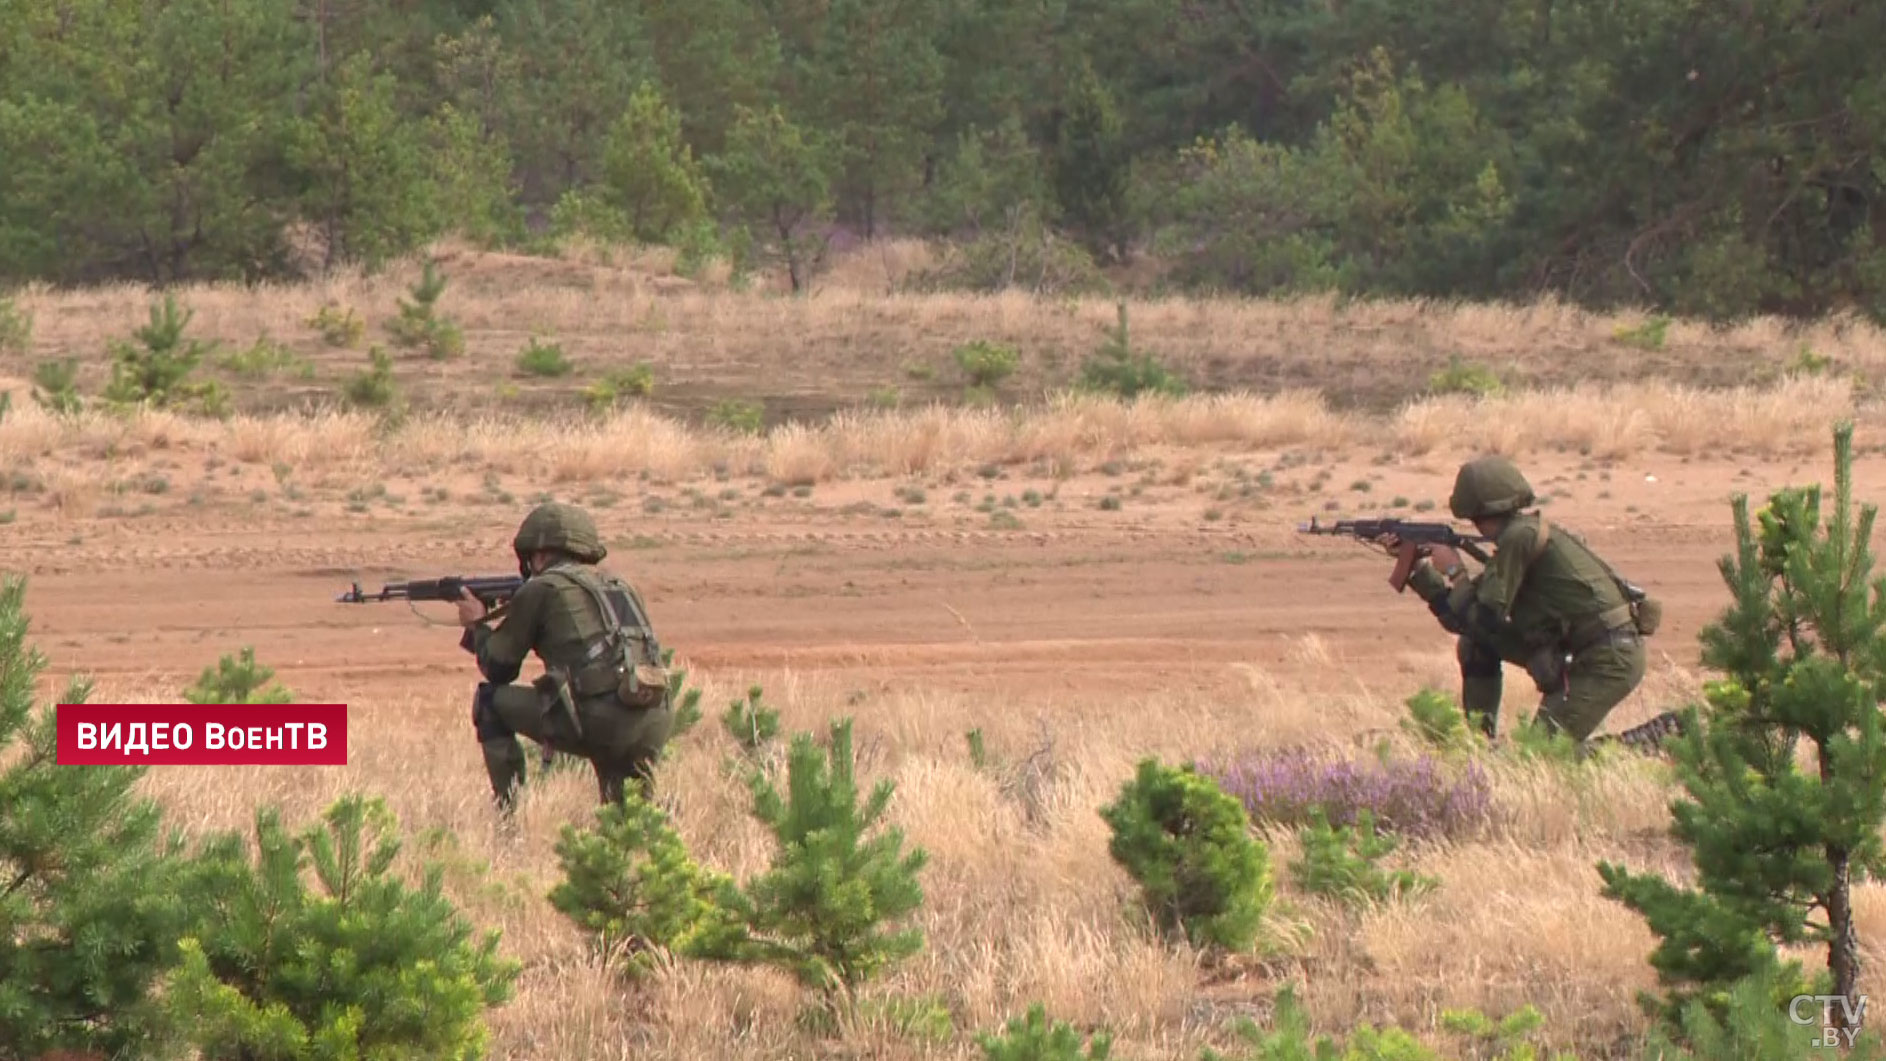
[473,679,675,813]
[1456,627,1647,743]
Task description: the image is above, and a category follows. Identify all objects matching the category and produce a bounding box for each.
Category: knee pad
[1456,637,1501,679]
[472,683,514,742]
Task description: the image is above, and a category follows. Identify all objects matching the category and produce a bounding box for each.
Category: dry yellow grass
[7,238,1885,423]
[0,375,1866,500]
[100,656,1755,1060]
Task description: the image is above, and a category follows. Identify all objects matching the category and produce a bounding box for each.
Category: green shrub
[953,339,1021,388]
[977,1003,1112,1060]
[707,398,765,434]
[171,794,519,1059]
[343,346,398,408]
[1288,809,1437,906]
[1427,354,1503,397]
[515,336,574,377]
[32,357,81,414]
[306,302,365,348]
[1077,303,1186,399]
[1400,687,1481,753]
[102,294,231,416]
[549,793,748,979]
[386,260,465,359]
[182,647,294,704]
[721,684,780,751]
[218,336,311,379]
[1099,758,1273,952]
[692,718,929,993]
[0,574,197,1058]
[583,363,656,413]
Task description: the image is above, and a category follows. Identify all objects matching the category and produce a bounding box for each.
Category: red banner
[55,704,349,765]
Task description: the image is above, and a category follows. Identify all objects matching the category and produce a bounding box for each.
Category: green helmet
[513,502,607,564]
[1449,455,1535,520]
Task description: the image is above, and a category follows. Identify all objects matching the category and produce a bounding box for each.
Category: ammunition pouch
[1627,592,1662,636]
[567,659,667,710]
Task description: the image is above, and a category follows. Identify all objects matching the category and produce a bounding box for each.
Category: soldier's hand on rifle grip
[455,588,487,628]
[1427,544,1467,582]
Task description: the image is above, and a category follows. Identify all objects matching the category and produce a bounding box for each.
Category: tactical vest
[1532,517,1662,648]
[538,565,670,710]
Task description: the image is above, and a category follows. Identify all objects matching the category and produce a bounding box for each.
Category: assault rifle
[335,574,524,607]
[1297,517,1495,593]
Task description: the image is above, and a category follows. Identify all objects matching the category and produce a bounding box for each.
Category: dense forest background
[2,0,1882,321]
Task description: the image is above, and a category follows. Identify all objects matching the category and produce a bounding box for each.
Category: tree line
[2,0,1881,322]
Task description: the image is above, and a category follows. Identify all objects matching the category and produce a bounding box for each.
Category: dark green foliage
[976,1003,1112,1060]
[2,0,1883,318]
[1636,960,1886,1058]
[695,718,929,993]
[1098,758,1273,953]
[1288,809,1437,907]
[548,793,747,979]
[172,794,520,1059]
[1598,422,1886,1042]
[705,105,833,292]
[0,575,195,1058]
[182,646,295,704]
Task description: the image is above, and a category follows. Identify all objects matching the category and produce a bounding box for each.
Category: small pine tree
[1289,809,1437,907]
[695,718,929,994]
[386,260,464,359]
[1599,421,1886,1041]
[721,684,780,751]
[0,574,196,1058]
[1637,960,1886,1058]
[548,793,747,980]
[170,793,519,1059]
[102,294,230,415]
[1099,758,1273,953]
[976,1003,1113,1060]
[182,647,295,704]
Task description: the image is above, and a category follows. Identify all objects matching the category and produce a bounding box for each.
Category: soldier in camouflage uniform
[1384,455,1652,744]
[455,502,675,813]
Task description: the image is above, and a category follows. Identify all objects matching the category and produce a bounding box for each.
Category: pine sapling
[102,294,230,415]
[1599,421,1886,1042]
[0,575,197,1059]
[170,794,519,1059]
[694,718,929,995]
[722,684,780,751]
[182,647,295,704]
[1100,758,1274,953]
[976,1003,1112,1060]
[549,793,747,979]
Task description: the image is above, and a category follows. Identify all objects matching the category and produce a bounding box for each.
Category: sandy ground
[8,447,1834,734]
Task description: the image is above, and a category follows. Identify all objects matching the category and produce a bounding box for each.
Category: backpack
[543,566,670,709]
